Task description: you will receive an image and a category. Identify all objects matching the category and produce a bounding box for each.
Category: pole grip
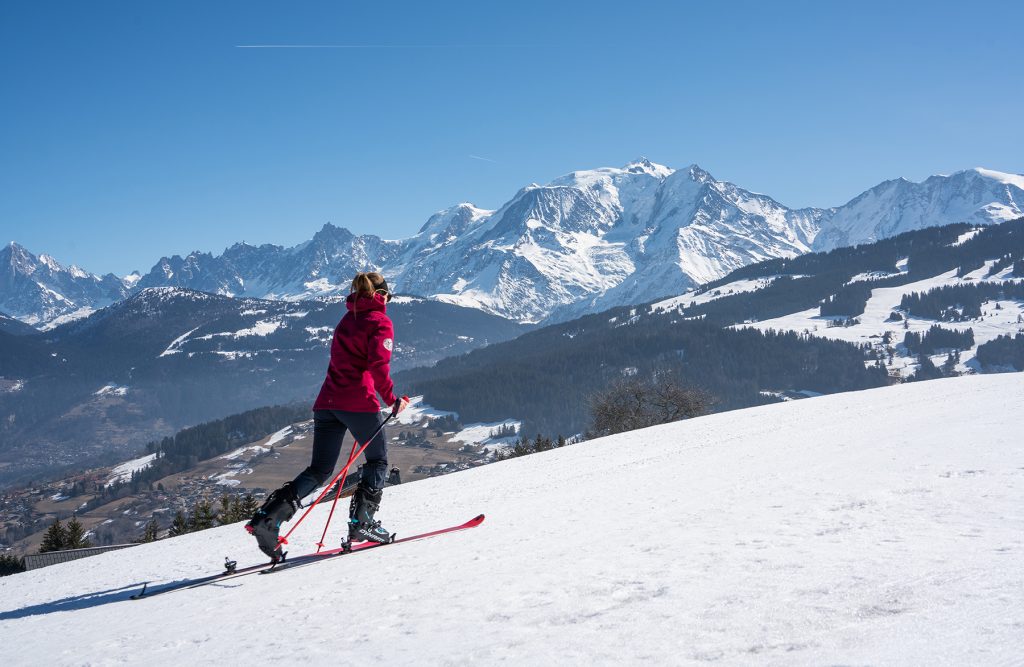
[390,395,410,419]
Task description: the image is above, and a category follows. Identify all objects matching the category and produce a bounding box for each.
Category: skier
[247,271,408,560]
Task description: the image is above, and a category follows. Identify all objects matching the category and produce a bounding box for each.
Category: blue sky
[2,0,1022,276]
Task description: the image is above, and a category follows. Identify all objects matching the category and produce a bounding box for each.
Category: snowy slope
[2,374,1022,664]
[741,264,1024,377]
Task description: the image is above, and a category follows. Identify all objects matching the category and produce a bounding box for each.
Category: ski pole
[277,397,407,549]
[314,438,359,552]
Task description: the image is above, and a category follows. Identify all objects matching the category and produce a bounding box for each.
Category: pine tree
[534,434,552,453]
[39,519,68,553]
[240,493,260,518]
[139,519,160,543]
[0,553,26,576]
[169,510,190,537]
[219,495,235,525]
[64,516,92,549]
[218,495,248,525]
[190,500,216,531]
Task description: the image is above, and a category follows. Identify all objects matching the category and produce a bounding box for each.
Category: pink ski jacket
[313,292,398,413]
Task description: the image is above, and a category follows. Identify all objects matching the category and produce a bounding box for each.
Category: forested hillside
[398,314,887,436]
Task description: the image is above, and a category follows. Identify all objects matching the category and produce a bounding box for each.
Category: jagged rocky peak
[311,221,356,242]
[2,241,39,271]
[683,163,715,183]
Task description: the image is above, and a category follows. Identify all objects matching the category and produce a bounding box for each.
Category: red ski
[260,513,486,574]
[130,514,485,600]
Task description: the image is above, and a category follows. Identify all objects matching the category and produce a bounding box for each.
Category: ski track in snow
[2,375,1023,664]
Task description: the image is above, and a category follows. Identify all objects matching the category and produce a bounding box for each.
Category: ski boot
[246,482,300,562]
[347,483,393,544]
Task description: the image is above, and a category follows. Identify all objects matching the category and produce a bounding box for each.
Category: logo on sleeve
[382,338,393,352]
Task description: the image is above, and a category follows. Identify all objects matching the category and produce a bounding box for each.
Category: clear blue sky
[2,0,1022,276]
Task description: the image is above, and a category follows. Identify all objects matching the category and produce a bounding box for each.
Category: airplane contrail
[469,155,497,163]
[235,44,532,49]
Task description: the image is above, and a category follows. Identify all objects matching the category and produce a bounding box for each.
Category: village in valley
[0,400,516,557]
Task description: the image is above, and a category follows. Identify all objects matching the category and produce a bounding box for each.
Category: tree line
[903,325,975,355]
[976,333,1024,370]
[167,494,261,537]
[131,404,309,485]
[900,281,1024,321]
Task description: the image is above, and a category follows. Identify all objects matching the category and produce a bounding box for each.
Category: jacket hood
[346,292,388,314]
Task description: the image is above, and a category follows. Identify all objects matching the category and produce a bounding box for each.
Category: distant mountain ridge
[0,242,128,326]
[5,161,1023,325]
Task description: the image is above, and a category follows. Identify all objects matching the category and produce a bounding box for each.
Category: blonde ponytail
[351,271,390,300]
[351,272,377,298]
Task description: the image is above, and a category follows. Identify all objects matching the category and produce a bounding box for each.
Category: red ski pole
[314,439,359,552]
[277,397,407,550]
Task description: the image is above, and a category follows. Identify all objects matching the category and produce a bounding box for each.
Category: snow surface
[38,306,95,331]
[219,427,291,462]
[158,326,199,357]
[218,445,269,462]
[94,383,128,397]
[265,425,293,448]
[974,166,1024,190]
[106,453,157,486]
[652,276,791,312]
[3,375,1023,664]
[951,228,983,246]
[393,395,458,425]
[447,420,521,451]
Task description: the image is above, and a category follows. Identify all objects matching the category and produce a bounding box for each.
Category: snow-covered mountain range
[0,242,128,327]
[4,161,1023,325]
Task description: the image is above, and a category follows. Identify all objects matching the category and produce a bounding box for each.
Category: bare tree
[587,373,713,438]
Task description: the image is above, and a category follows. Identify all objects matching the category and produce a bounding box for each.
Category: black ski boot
[246,482,300,561]
[348,483,393,544]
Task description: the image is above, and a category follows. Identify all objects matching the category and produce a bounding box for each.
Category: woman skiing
[247,271,408,561]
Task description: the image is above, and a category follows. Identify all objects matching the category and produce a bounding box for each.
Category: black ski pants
[291,409,388,498]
